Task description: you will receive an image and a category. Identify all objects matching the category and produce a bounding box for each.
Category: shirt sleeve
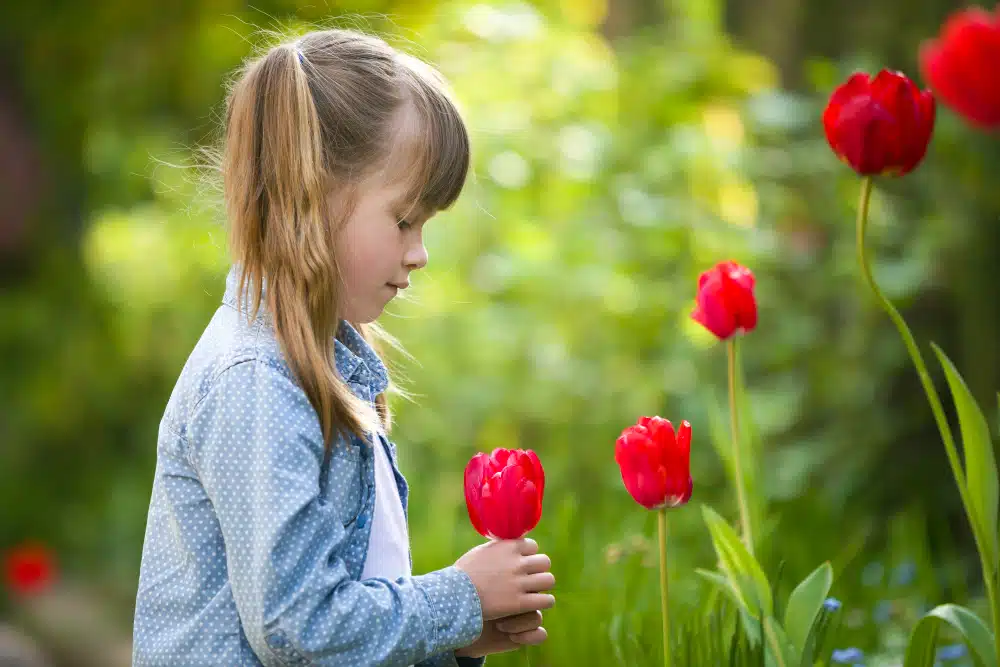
[186,359,483,666]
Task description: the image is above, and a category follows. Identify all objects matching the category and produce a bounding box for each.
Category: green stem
[658,509,671,667]
[728,338,755,555]
[855,176,1000,654]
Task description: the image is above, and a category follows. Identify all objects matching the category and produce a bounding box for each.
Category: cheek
[337,226,395,286]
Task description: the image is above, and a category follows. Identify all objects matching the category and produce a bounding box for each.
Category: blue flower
[823,597,842,612]
[935,644,966,661]
[831,647,865,664]
[873,599,892,624]
[892,560,917,587]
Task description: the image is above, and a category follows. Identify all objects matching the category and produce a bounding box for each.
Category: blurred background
[2,0,998,665]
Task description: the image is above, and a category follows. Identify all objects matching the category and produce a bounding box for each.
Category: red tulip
[691,261,757,340]
[822,69,935,176]
[615,417,692,510]
[920,5,1000,130]
[464,448,544,540]
[3,542,56,596]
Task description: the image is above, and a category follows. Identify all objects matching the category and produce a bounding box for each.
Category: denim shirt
[132,267,485,667]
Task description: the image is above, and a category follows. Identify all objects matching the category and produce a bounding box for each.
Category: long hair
[221,29,469,448]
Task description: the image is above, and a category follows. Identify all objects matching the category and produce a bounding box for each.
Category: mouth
[387,281,410,290]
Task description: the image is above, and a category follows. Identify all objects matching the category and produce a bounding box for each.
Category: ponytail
[223,43,378,449]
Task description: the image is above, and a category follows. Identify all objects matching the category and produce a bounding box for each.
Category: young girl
[132,29,555,667]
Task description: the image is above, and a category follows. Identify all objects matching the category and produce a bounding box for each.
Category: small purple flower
[831,647,864,664]
[823,597,842,612]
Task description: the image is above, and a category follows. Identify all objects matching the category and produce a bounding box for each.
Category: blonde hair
[221,29,469,448]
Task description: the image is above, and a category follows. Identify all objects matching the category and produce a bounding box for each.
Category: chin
[348,308,384,325]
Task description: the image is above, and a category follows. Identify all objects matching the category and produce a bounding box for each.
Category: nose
[404,238,428,271]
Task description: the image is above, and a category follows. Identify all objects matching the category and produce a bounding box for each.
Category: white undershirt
[360,436,411,580]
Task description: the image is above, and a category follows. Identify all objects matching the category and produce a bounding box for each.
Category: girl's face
[332,170,430,324]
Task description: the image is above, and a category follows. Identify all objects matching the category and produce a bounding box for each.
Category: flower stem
[728,338,754,554]
[855,175,1000,653]
[658,508,671,667]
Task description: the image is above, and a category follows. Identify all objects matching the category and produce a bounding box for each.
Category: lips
[387,281,409,290]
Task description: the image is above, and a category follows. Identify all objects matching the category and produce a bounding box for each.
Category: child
[132,28,555,667]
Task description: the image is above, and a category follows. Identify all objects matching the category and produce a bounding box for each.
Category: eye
[397,219,412,231]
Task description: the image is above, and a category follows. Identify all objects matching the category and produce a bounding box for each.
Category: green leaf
[933,344,999,565]
[702,505,773,618]
[782,561,833,654]
[696,568,762,645]
[903,604,996,667]
[763,618,796,667]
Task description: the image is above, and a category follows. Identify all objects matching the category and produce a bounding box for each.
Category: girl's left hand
[454,610,547,658]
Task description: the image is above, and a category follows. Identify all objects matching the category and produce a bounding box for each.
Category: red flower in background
[464,448,545,540]
[3,542,56,596]
[822,69,935,176]
[920,5,1000,130]
[615,417,693,510]
[691,261,758,340]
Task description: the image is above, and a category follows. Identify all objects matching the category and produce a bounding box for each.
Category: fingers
[520,553,551,575]
[510,627,547,646]
[516,537,539,556]
[522,571,556,592]
[518,592,555,613]
[495,610,542,634]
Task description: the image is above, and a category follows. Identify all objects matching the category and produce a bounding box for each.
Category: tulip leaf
[763,617,796,667]
[902,604,995,667]
[932,344,999,566]
[702,505,773,619]
[782,561,833,655]
[696,569,762,645]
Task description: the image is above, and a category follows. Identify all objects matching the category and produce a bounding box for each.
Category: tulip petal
[464,454,490,538]
[823,72,872,155]
[722,261,755,291]
[676,420,692,460]
[619,430,670,509]
[872,70,921,172]
[834,96,896,174]
[490,465,530,539]
[693,279,738,339]
[646,416,676,451]
[525,449,545,503]
[692,262,758,339]
[722,273,758,332]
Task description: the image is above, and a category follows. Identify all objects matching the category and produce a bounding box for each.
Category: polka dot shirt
[132,267,485,666]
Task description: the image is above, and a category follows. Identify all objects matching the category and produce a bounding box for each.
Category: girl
[132,28,555,667]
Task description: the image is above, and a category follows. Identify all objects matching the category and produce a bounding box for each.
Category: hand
[454,611,547,658]
[454,537,555,620]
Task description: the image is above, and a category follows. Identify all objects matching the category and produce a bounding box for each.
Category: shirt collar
[222,265,388,395]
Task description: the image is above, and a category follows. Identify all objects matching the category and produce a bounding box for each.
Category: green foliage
[698,505,839,667]
[932,344,999,570]
[783,562,833,655]
[4,0,1000,664]
[903,604,996,667]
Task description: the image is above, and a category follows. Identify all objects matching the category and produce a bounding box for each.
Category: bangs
[386,59,470,219]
